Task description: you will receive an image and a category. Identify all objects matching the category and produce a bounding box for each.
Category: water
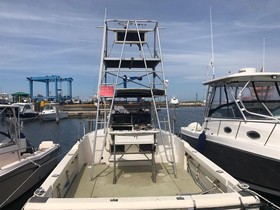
[20,106,205,156]
[169,106,205,134]
[23,118,83,154]
[3,106,279,209]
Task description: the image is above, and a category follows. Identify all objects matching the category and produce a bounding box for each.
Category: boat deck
[66,163,202,198]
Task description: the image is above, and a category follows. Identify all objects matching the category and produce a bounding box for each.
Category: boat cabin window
[207,81,280,120]
[208,85,242,118]
[25,104,31,109]
[43,104,54,110]
[0,130,14,148]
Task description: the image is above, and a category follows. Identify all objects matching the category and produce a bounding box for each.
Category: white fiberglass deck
[66,163,202,198]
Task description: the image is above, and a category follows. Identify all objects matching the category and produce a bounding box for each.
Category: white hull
[181,119,280,197]
[40,103,68,121]
[41,111,68,121]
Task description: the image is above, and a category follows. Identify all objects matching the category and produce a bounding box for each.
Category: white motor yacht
[181,68,280,198]
[40,103,68,121]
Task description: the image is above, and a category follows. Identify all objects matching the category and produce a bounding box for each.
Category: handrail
[78,119,95,140]
[236,80,277,120]
[239,102,279,121]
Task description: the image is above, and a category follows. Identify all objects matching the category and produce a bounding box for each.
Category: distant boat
[181,68,280,197]
[13,102,39,121]
[39,103,68,121]
[0,104,60,208]
[0,93,11,104]
[23,19,261,209]
[170,96,179,106]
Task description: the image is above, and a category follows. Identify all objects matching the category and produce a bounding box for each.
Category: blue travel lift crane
[27,75,73,102]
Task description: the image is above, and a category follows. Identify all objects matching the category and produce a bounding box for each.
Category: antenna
[262,37,265,72]
[104,7,107,21]
[209,6,215,79]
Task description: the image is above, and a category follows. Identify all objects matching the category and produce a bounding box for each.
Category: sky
[0,0,280,101]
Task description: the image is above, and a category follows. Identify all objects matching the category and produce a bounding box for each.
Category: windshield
[207,81,280,120]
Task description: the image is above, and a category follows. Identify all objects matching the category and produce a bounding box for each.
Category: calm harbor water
[3,106,279,209]
[23,106,205,152]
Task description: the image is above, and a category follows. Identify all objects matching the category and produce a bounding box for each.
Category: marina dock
[61,102,205,118]
[60,104,96,118]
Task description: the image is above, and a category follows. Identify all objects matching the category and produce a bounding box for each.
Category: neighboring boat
[13,102,39,121]
[181,67,280,197]
[39,103,68,121]
[23,19,261,210]
[0,104,60,208]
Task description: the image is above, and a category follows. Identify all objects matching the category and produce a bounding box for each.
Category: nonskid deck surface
[66,163,202,198]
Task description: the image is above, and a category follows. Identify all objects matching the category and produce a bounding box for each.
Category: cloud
[0,0,280,101]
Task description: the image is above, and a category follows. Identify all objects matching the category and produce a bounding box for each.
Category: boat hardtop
[204,68,280,85]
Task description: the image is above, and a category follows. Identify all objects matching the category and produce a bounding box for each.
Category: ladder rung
[97,122,106,124]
